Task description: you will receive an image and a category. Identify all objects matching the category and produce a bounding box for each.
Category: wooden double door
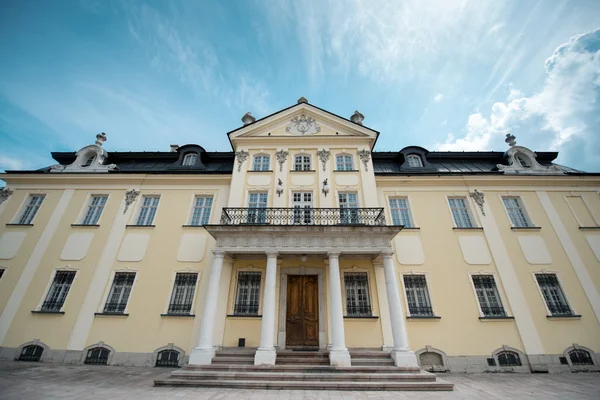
[286,275,319,347]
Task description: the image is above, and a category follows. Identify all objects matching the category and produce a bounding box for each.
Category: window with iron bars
[403,275,434,317]
[85,347,110,365]
[345,272,372,316]
[156,349,180,367]
[41,271,76,312]
[168,273,198,314]
[82,195,108,225]
[568,349,594,366]
[497,351,522,367]
[448,197,474,228]
[18,345,44,362]
[103,272,135,314]
[535,274,573,316]
[472,275,506,317]
[234,271,261,315]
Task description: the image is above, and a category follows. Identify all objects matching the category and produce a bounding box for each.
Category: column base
[390,349,419,368]
[329,348,351,367]
[254,348,277,365]
[188,347,215,366]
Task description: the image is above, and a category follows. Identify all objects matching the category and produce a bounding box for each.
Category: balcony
[219,207,386,226]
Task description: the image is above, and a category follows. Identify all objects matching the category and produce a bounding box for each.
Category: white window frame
[182,153,198,166]
[188,195,214,226]
[532,271,576,317]
[14,193,46,225]
[406,154,423,168]
[293,154,312,171]
[501,196,533,228]
[36,268,79,312]
[79,194,109,225]
[165,271,200,315]
[388,196,414,227]
[468,272,510,318]
[563,194,599,227]
[446,195,477,228]
[335,154,354,171]
[252,154,271,171]
[134,195,161,226]
[401,273,436,317]
[342,270,373,317]
[233,270,263,316]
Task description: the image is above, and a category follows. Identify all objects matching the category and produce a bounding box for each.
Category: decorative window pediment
[51,133,118,173]
[497,134,565,175]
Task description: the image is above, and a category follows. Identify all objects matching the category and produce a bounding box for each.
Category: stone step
[276,351,329,358]
[154,378,454,391]
[215,349,256,356]
[212,356,254,365]
[349,352,394,359]
[351,359,396,366]
[276,357,330,365]
[185,364,421,373]
[170,370,437,382]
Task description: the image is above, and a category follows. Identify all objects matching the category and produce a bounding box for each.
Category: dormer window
[406,154,423,168]
[82,154,96,167]
[182,153,198,166]
[516,154,531,168]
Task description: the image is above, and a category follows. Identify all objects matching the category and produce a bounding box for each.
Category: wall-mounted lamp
[300,254,307,262]
[276,178,284,197]
[322,179,330,197]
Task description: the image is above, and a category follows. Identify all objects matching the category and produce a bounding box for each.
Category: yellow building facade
[0,99,599,374]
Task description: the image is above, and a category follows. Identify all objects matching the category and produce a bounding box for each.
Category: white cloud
[0,155,29,171]
[433,93,443,102]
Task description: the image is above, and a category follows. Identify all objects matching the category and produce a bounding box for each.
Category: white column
[255,251,278,365]
[382,251,418,367]
[328,252,351,366]
[189,250,226,365]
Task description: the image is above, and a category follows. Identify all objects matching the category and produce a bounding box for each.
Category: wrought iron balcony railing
[219,207,386,226]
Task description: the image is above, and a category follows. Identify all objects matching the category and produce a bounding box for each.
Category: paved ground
[0,361,599,399]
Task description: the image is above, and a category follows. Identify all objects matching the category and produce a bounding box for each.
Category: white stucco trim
[563,194,600,227]
[537,191,600,323]
[73,192,111,225]
[0,189,74,344]
[497,194,536,227]
[10,191,48,225]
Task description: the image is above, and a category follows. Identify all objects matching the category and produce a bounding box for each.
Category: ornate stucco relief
[235,150,249,172]
[0,188,14,205]
[469,189,485,216]
[357,150,371,171]
[276,149,288,172]
[317,149,330,172]
[124,189,140,214]
[286,114,321,135]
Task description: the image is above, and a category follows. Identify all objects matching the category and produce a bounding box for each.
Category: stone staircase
[154,348,454,391]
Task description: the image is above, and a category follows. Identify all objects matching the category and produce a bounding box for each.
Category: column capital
[381,250,394,260]
[212,250,226,258]
[265,251,279,258]
[327,251,341,259]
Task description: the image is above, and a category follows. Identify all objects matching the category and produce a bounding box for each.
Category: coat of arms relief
[286,114,321,135]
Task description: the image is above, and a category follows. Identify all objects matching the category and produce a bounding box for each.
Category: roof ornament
[297,96,308,104]
[241,112,256,125]
[350,110,364,125]
[505,133,516,147]
[95,132,107,147]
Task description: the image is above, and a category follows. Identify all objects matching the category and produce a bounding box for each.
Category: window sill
[453,227,483,231]
[6,223,33,227]
[125,225,155,228]
[579,226,600,230]
[344,315,379,319]
[289,170,316,173]
[479,316,515,321]
[94,312,129,317]
[31,310,64,315]
[333,170,359,173]
[547,314,582,320]
[182,225,205,228]
[247,170,273,173]
[71,224,100,228]
[407,316,441,320]
[227,314,262,318]
[161,313,195,317]
[511,226,541,230]
[400,227,420,230]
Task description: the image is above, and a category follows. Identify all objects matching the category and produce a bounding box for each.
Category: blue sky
[1,0,600,176]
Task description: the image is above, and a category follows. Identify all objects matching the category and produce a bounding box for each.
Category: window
[389,197,413,227]
[403,275,433,317]
[19,345,44,362]
[252,155,270,171]
[535,274,573,316]
[502,197,532,227]
[344,272,371,316]
[82,195,108,225]
[336,155,353,171]
[516,154,531,168]
[156,349,180,367]
[136,196,160,225]
[190,196,213,225]
[497,351,522,367]
[292,192,312,224]
[448,197,474,228]
[339,192,359,224]
[103,272,135,314]
[406,154,423,168]
[294,155,311,171]
[472,275,506,317]
[182,153,198,166]
[234,271,261,315]
[168,273,198,314]
[41,271,76,312]
[18,194,45,224]
[568,349,594,366]
[82,154,96,167]
[566,196,597,227]
[247,192,268,224]
[85,347,110,365]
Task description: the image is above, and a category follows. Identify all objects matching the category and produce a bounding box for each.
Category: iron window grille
[389,197,413,227]
[502,197,532,227]
[18,194,45,224]
[252,155,270,171]
[19,345,44,362]
[294,155,311,171]
[568,349,594,366]
[487,358,496,366]
[156,349,180,367]
[136,196,160,225]
[103,272,136,314]
[41,271,76,312]
[497,351,522,367]
[535,274,573,316]
[403,275,434,317]
[247,192,268,224]
[345,272,372,316]
[472,275,506,317]
[406,154,423,168]
[182,153,198,166]
[234,271,261,315]
[168,273,198,314]
[85,347,110,365]
[336,155,353,171]
[559,356,569,365]
[448,197,474,228]
[82,195,108,225]
[190,196,213,225]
